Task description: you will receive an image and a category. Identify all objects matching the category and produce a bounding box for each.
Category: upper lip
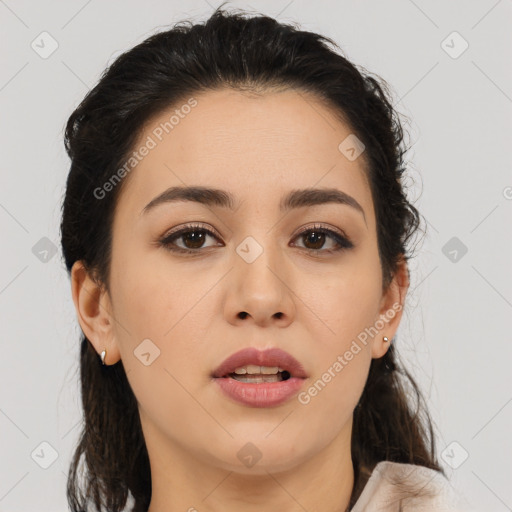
[212,347,308,379]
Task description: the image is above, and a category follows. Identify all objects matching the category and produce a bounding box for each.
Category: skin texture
[71,88,409,512]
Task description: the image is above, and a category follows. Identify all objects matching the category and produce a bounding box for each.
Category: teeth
[233,365,284,375]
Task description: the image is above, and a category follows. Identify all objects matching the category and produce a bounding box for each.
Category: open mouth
[226,370,292,383]
[212,351,307,407]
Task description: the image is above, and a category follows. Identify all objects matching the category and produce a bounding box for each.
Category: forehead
[115,87,373,221]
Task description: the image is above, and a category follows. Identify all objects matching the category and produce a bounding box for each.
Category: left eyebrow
[140,185,366,224]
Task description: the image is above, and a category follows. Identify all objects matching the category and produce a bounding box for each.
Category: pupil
[304,231,324,250]
[184,231,204,249]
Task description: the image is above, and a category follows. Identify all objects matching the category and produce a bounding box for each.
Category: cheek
[301,255,382,343]
[113,245,205,331]
[296,251,381,404]
[294,340,371,450]
[302,276,376,402]
[111,252,218,375]
[111,261,215,425]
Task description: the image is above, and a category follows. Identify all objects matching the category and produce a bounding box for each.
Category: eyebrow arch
[141,185,366,223]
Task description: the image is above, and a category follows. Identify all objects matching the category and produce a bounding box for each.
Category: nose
[223,244,295,328]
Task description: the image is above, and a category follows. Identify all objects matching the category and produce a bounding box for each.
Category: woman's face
[73,87,407,477]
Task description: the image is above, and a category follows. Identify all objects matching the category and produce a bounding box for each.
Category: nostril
[238,311,248,319]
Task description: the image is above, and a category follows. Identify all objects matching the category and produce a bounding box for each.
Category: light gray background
[1,1,511,511]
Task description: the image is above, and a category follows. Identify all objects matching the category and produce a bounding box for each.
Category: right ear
[70,261,121,365]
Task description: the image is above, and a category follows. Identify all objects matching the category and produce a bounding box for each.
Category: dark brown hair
[60,5,443,511]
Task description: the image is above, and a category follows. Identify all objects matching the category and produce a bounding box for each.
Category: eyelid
[159,222,222,252]
[158,221,354,254]
[291,223,354,253]
[293,223,350,242]
[162,222,220,240]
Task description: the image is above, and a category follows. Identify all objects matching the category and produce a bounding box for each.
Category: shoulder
[351,460,468,512]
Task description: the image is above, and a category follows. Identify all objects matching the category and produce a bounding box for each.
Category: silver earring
[100,349,107,365]
[383,336,389,343]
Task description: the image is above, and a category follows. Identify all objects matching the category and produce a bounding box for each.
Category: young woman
[61,6,464,512]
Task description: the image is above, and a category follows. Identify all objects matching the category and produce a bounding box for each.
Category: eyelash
[158,223,354,256]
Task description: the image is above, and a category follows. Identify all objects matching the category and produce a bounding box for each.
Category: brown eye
[160,224,222,254]
[180,230,208,249]
[301,230,327,250]
[159,223,353,256]
[292,225,353,254]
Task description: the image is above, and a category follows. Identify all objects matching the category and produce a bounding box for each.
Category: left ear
[371,255,410,359]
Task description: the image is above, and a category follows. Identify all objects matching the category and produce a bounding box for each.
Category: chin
[209,438,313,476]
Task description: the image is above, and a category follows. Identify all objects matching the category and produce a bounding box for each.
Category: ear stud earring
[383,336,389,342]
[100,349,107,365]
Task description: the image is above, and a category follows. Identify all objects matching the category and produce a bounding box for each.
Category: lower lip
[213,376,305,407]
